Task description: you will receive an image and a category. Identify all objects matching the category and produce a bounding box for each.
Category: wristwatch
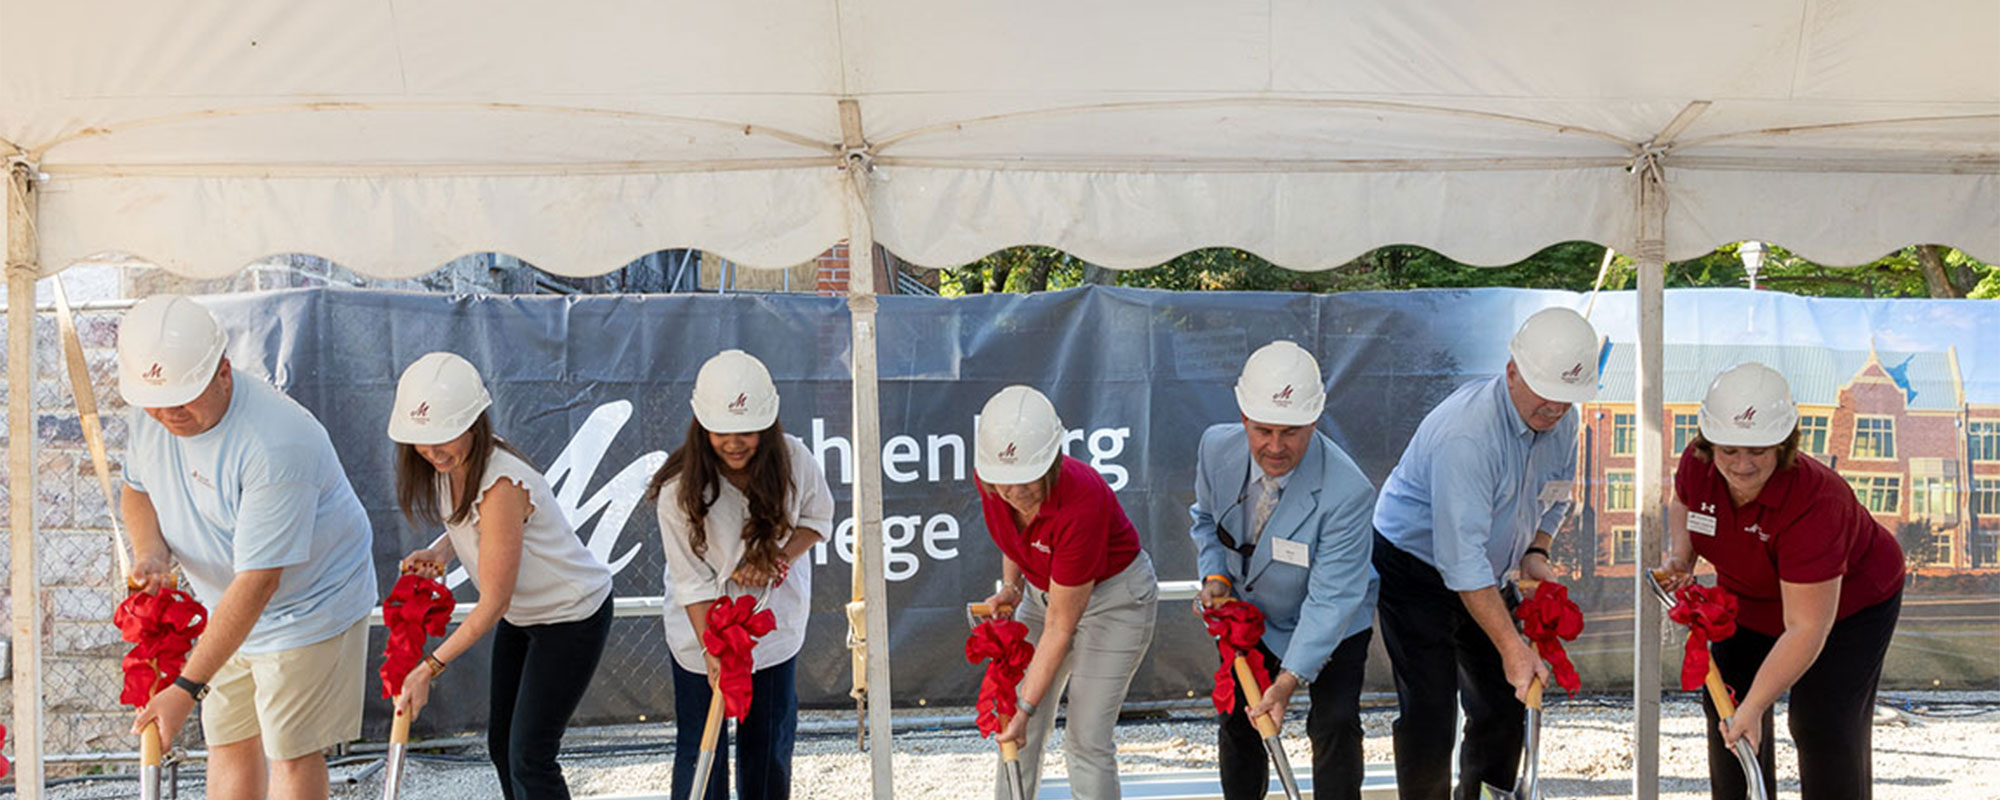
[172,675,210,701]
[1282,669,1310,689]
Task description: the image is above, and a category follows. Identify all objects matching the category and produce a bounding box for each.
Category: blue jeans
[671,656,799,800]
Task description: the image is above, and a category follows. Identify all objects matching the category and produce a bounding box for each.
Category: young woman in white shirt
[651,349,833,800]
[386,352,615,800]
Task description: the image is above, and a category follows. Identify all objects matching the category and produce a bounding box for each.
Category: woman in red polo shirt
[1663,362,1905,800]
[974,385,1158,800]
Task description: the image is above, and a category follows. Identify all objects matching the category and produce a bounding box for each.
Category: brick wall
[815,244,851,296]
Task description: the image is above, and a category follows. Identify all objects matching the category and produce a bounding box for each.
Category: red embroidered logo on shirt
[1745,523,1768,542]
[190,469,213,490]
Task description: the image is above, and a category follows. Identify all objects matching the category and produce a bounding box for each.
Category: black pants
[489,596,615,800]
[1703,591,1901,800]
[1218,630,1372,800]
[1373,533,1525,800]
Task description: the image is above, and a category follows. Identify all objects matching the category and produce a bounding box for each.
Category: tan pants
[1001,551,1159,800]
[202,618,367,760]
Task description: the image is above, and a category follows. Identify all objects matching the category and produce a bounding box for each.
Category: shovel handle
[1525,675,1544,711]
[698,688,727,751]
[1232,656,1281,738]
[996,713,1020,762]
[967,602,1014,619]
[140,722,163,767]
[390,694,415,745]
[1703,660,1738,719]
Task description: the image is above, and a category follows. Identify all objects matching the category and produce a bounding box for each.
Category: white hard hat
[1235,340,1326,426]
[1698,362,1798,447]
[976,386,1066,485]
[691,350,780,434]
[1507,307,1601,404]
[117,295,227,408]
[388,352,493,445]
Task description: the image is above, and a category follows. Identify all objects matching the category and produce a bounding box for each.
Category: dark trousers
[489,596,614,800]
[1218,630,1372,800]
[671,656,799,800]
[1704,591,1901,800]
[1373,533,1525,800]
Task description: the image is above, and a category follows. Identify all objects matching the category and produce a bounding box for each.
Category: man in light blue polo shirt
[118,295,376,800]
[1371,307,1598,800]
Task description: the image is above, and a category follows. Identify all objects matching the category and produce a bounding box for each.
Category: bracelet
[996,578,1024,598]
[424,653,448,677]
[1017,699,1038,719]
[1523,546,1552,563]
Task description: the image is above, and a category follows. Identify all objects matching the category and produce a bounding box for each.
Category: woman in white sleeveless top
[386,352,615,800]
[651,350,833,800]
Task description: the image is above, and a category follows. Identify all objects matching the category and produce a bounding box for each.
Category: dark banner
[199,286,2000,735]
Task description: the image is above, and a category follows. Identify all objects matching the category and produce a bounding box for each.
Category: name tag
[1272,538,1311,568]
[1537,480,1573,505]
[1687,512,1718,536]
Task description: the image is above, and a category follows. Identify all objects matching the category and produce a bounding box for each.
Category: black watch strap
[1523,546,1552,562]
[173,675,210,701]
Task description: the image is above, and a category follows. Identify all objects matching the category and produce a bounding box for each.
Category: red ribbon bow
[0,722,11,778]
[1515,581,1586,695]
[1669,583,1739,692]
[113,587,209,707]
[964,618,1036,738]
[1201,602,1272,715]
[380,573,455,699]
[703,595,777,721]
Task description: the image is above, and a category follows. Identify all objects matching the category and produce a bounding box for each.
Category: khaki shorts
[201,618,367,761]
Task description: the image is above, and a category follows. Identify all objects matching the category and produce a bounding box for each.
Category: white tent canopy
[6,0,1996,276]
[4,3,1997,799]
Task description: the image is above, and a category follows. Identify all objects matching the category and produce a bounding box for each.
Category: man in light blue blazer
[1191,340,1380,800]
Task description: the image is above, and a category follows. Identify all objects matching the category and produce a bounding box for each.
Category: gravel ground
[35,692,1999,799]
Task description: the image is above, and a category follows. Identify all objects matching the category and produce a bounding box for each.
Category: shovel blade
[378,743,407,800]
[689,746,719,800]
[1003,757,1029,800]
[140,764,163,800]
[1645,568,1678,610]
[1479,783,1518,800]
[1735,739,1769,800]
[1262,736,1304,800]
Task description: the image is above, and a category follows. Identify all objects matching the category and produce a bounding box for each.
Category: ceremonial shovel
[134,576,173,800]
[689,585,775,799]
[382,561,446,800]
[1481,579,1547,800]
[1646,569,1768,800]
[968,603,1030,800]
[1206,599,1304,800]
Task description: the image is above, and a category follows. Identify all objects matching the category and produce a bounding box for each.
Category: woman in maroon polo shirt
[973,385,1158,800]
[1663,362,1905,800]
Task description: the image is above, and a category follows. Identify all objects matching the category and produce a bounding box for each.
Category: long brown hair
[646,417,793,575]
[396,412,533,527]
[1687,425,1804,471]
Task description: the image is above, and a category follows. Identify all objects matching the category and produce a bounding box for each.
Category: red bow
[1669,584,1739,692]
[965,618,1036,738]
[703,595,776,721]
[1201,602,1272,715]
[0,722,10,778]
[380,574,455,699]
[1515,581,1586,695]
[114,588,209,707]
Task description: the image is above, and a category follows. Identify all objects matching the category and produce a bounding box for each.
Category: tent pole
[839,100,896,800]
[1631,154,1668,800]
[7,159,46,799]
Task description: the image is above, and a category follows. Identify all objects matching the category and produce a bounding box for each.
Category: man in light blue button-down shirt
[1191,341,1379,800]
[1370,308,1599,800]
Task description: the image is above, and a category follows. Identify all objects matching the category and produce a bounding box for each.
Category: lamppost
[1739,240,1767,290]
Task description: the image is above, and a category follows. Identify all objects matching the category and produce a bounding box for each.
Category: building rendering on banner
[1572,343,1999,577]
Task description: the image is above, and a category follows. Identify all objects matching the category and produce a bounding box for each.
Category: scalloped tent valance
[5,0,1995,276]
